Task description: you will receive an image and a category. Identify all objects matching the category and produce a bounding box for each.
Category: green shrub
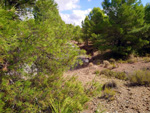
[128,70,150,86]
[94,70,100,76]
[143,57,150,63]
[115,72,127,80]
[0,1,103,113]
[0,75,92,113]
[100,69,113,77]
[85,81,102,98]
[109,58,116,63]
[100,69,127,80]
[103,60,111,68]
[102,81,117,90]
[127,58,138,64]
[110,63,118,69]
[0,2,91,112]
[103,88,116,101]
[117,59,127,64]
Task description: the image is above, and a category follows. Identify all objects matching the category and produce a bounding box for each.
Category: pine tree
[0,0,93,112]
[145,3,150,24]
[101,0,147,55]
[82,16,91,46]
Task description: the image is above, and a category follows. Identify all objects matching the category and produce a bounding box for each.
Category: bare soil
[64,60,150,113]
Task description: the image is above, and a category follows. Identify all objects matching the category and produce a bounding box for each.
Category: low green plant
[85,76,102,97]
[100,69,113,77]
[103,88,116,101]
[128,70,150,86]
[49,76,90,113]
[109,58,116,63]
[117,58,138,64]
[96,61,101,65]
[127,58,138,64]
[100,69,127,80]
[110,63,118,69]
[115,72,127,80]
[117,59,127,64]
[0,75,93,113]
[94,70,100,76]
[103,60,110,68]
[102,81,117,90]
[143,57,150,63]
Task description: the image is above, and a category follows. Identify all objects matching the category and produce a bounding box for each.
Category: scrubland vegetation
[1,0,150,112]
[129,70,150,86]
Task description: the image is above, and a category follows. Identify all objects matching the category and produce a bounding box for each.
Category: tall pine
[101,0,147,55]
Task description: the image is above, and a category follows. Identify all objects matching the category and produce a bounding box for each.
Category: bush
[109,58,116,63]
[115,71,127,80]
[0,2,101,113]
[117,59,127,64]
[143,57,150,63]
[103,60,110,68]
[109,63,119,69]
[0,75,95,113]
[128,70,150,86]
[101,81,117,101]
[102,88,116,101]
[100,69,114,76]
[100,69,127,80]
[94,70,100,76]
[102,81,117,90]
[85,80,102,97]
[127,58,138,64]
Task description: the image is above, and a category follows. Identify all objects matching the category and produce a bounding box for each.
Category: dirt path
[64,61,150,113]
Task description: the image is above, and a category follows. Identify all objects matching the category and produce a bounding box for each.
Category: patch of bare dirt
[97,79,150,113]
[64,60,150,113]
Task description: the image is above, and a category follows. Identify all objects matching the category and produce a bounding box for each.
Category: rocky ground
[64,59,150,113]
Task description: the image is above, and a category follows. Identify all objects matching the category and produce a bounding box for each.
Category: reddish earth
[64,59,150,113]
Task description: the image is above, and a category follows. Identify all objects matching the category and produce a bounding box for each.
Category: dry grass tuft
[127,58,138,64]
[128,70,150,86]
[109,58,116,63]
[103,60,110,68]
[143,57,150,63]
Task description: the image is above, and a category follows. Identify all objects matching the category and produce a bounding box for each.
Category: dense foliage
[0,0,80,76]
[81,0,150,56]
[0,75,92,112]
[0,0,102,112]
[66,24,83,44]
